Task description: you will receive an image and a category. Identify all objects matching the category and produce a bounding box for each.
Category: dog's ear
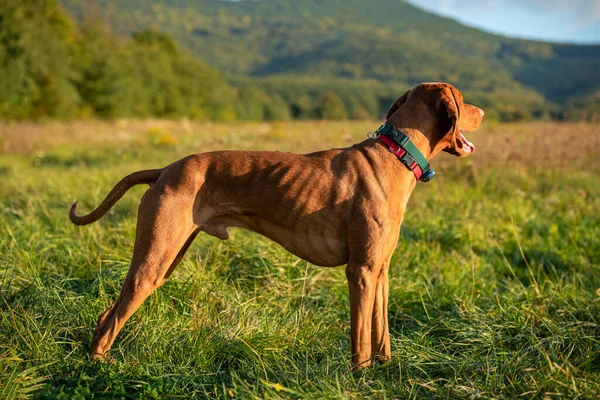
[385,90,411,120]
[436,86,463,145]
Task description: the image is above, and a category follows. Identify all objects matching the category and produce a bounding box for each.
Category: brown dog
[70,82,483,368]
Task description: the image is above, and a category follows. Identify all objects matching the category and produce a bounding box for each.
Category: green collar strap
[374,124,435,182]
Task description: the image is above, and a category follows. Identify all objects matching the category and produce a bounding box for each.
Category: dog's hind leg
[163,229,200,281]
[89,190,197,359]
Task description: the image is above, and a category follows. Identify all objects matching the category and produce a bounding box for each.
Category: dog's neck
[386,108,447,162]
[354,113,447,189]
[396,127,434,161]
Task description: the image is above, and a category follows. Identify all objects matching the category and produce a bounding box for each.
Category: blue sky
[406,0,600,44]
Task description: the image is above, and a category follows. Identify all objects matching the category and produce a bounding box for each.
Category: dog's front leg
[371,264,390,362]
[371,238,398,363]
[346,261,381,369]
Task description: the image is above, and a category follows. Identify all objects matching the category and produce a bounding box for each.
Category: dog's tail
[69,169,162,226]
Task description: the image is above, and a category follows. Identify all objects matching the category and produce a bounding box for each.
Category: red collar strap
[377,132,436,182]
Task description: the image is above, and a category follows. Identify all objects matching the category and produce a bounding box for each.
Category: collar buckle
[399,152,416,167]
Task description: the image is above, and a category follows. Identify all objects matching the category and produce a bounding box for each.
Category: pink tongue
[460,133,475,153]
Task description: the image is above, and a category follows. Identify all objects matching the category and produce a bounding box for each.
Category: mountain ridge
[59,0,600,120]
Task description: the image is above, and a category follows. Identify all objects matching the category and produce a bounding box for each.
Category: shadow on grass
[40,330,281,398]
[31,149,145,169]
[33,152,111,169]
[41,360,181,398]
[400,224,471,251]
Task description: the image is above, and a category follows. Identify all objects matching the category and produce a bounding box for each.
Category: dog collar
[372,124,435,182]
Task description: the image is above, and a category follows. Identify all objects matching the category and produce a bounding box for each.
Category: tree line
[0,0,389,121]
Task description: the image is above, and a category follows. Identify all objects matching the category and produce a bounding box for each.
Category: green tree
[235,86,265,121]
[72,22,128,117]
[263,94,291,121]
[132,29,179,55]
[0,0,79,118]
[318,91,347,120]
[291,95,316,120]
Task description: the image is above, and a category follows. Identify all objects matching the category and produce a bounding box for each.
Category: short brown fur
[70,82,484,368]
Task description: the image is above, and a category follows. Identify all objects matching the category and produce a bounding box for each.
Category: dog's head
[385,83,484,158]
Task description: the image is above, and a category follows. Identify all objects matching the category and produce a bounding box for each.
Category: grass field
[1,120,599,399]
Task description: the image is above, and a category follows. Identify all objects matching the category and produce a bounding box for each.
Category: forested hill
[2,0,599,121]
[59,0,600,121]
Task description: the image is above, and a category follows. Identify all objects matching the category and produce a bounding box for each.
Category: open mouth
[458,131,475,154]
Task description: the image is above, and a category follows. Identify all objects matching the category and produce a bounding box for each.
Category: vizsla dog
[70,82,483,368]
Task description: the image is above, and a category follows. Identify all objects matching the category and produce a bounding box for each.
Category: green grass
[1,120,599,398]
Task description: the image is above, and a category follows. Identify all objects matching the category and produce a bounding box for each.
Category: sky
[406,0,600,44]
